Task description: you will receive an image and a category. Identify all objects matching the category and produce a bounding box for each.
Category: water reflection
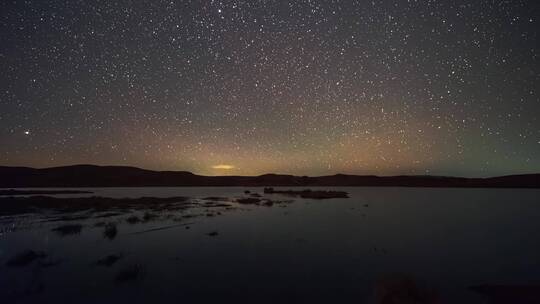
[0,187,539,303]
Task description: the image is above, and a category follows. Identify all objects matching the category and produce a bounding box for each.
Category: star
[0,0,537,177]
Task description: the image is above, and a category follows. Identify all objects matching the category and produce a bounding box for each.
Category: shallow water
[1,187,539,303]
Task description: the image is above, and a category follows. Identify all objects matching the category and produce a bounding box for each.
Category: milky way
[1,0,539,176]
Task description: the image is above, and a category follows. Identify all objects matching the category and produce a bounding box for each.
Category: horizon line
[1,163,539,180]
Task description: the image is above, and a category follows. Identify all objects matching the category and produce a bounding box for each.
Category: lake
[1,187,539,303]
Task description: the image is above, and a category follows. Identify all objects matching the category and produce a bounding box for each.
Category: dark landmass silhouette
[0,164,538,188]
[0,189,93,195]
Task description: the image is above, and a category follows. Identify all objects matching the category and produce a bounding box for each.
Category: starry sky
[1,0,539,177]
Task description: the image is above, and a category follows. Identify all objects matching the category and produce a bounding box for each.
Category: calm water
[1,187,539,303]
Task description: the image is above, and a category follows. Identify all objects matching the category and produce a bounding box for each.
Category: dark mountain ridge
[0,165,538,188]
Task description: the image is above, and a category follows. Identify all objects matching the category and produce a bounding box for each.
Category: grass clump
[52,224,82,236]
[96,254,123,267]
[6,250,46,267]
[103,223,117,240]
[115,264,145,282]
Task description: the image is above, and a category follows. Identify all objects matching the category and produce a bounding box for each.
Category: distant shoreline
[3,185,540,189]
[1,165,538,188]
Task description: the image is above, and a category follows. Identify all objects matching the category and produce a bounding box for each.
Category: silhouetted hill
[0,165,538,188]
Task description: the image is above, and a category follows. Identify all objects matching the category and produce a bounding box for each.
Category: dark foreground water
[1,187,539,303]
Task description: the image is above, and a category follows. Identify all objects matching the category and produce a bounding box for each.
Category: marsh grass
[6,250,47,267]
[94,212,123,218]
[126,215,141,224]
[45,214,91,222]
[201,197,230,201]
[236,198,261,204]
[52,224,82,236]
[263,188,349,199]
[0,196,190,216]
[115,264,145,282]
[96,254,123,267]
[142,212,158,222]
[103,223,117,240]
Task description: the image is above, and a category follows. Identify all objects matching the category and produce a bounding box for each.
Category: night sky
[1,0,539,176]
